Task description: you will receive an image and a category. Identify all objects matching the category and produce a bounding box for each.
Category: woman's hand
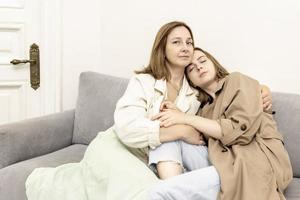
[152,109,188,127]
[159,100,180,112]
[261,85,272,112]
[181,127,206,145]
[159,124,206,145]
[157,100,205,145]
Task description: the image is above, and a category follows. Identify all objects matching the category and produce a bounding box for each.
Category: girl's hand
[261,85,272,112]
[152,109,188,127]
[182,129,206,145]
[160,100,180,112]
[159,124,206,145]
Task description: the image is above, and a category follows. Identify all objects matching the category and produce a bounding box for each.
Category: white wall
[62,0,101,110]
[62,0,300,110]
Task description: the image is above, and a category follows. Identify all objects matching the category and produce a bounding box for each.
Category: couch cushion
[0,144,86,200]
[285,178,300,200]
[72,72,128,145]
[273,92,300,177]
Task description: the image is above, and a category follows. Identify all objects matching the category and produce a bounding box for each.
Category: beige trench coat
[199,72,293,200]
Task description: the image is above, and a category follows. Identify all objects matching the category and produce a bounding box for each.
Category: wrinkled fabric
[26,128,159,200]
[114,74,200,153]
[200,72,293,200]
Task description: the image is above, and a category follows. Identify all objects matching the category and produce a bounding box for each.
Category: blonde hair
[186,47,229,106]
[135,21,194,81]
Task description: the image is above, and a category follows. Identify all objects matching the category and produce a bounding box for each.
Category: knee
[157,161,183,180]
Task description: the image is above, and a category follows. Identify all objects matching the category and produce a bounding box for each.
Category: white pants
[148,141,220,200]
[148,140,210,172]
[148,166,220,200]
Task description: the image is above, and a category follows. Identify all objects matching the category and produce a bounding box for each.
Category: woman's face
[187,50,217,89]
[165,26,194,69]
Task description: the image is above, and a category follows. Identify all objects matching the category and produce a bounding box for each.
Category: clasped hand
[151,101,187,127]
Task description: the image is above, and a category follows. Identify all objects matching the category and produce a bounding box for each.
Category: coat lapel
[151,79,166,115]
[151,76,200,115]
[176,76,200,114]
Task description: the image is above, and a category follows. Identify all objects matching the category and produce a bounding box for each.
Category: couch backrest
[272,92,300,177]
[72,71,128,145]
[72,71,300,177]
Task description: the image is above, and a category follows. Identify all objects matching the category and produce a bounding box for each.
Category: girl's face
[187,50,217,89]
[165,26,194,69]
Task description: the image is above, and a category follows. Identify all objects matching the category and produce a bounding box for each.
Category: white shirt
[113,73,200,150]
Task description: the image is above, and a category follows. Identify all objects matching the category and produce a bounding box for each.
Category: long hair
[186,47,229,106]
[135,21,194,81]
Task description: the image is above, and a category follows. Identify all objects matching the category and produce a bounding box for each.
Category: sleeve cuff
[148,120,161,149]
[217,118,245,146]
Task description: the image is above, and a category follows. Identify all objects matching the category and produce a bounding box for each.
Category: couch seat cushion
[0,144,86,200]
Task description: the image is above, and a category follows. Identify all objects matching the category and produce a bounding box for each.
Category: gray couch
[0,71,299,200]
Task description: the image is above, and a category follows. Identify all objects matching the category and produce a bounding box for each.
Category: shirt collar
[182,75,196,96]
[203,77,227,105]
[154,78,166,94]
[215,77,227,94]
[154,75,196,96]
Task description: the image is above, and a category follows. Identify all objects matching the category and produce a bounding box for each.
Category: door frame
[40,0,62,114]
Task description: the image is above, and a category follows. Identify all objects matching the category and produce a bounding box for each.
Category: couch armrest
[0,109,75,169]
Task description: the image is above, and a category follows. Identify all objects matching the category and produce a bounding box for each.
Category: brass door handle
[10,43,40,90]
[10,59,36,65]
